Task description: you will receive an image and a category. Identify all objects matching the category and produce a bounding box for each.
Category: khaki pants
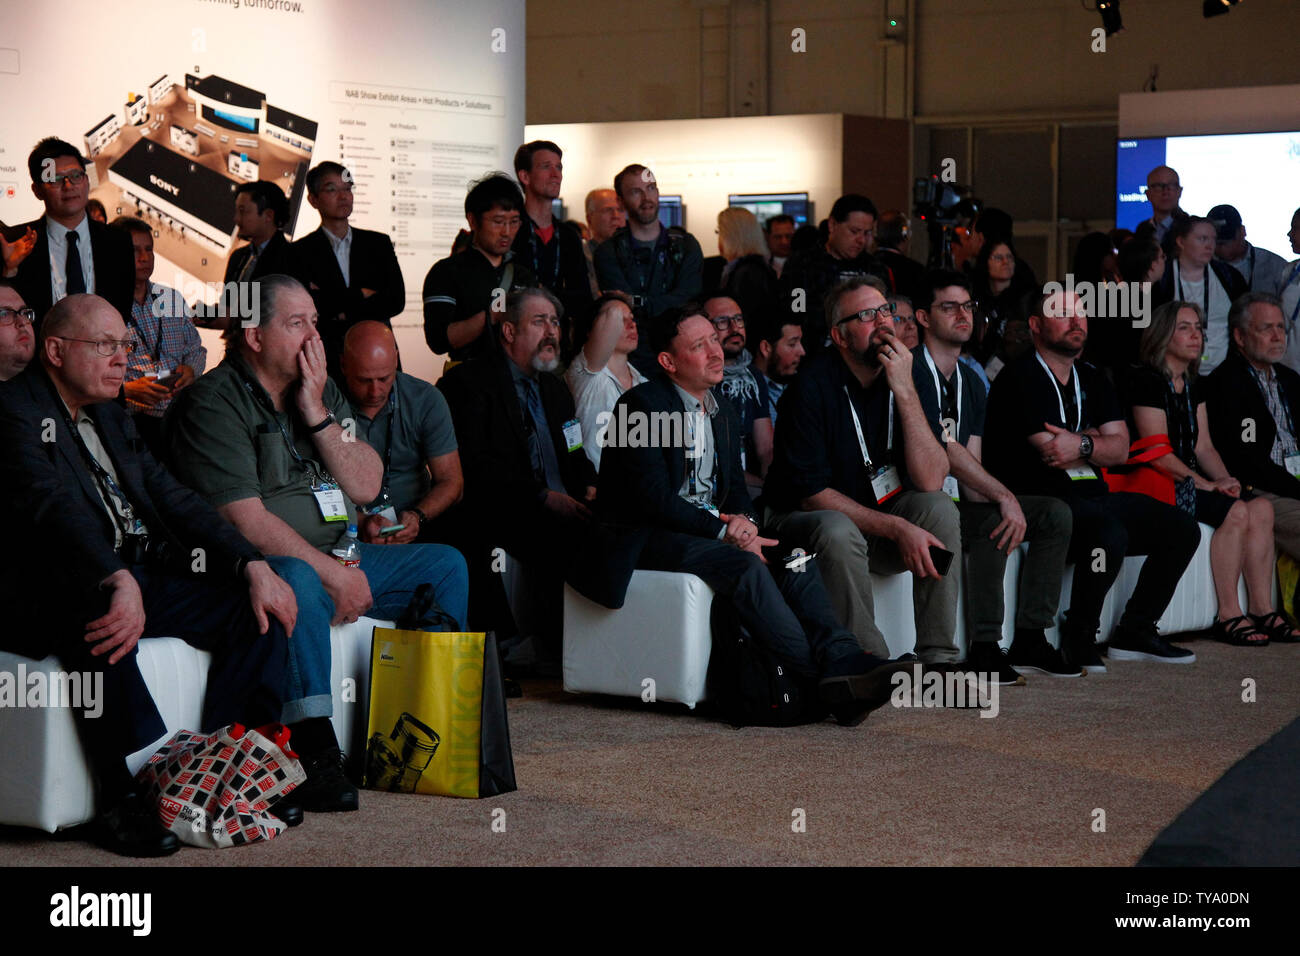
[1253,490,1300,561]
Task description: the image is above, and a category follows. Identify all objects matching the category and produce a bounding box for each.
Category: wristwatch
[1079,434,1094,460]
[407,507,430,529]
[307,410,337,434]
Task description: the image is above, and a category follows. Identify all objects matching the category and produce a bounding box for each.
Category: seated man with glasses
[911,271,1074,681]
[702,292,772,496]
[0,279,36,380]
[760,276,963,666]
[0,293,297,856]
[7,137,135,326]
[291,162,405,378]
[438,287,597,673]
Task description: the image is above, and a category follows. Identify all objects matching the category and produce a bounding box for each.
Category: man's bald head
[40,294,129,407]
[340,320,399,412]
[41,294,119,349]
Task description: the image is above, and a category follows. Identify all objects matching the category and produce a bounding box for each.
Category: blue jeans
[267,543,469,723]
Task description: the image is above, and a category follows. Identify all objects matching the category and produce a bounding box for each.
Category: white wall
[525,113,844,243]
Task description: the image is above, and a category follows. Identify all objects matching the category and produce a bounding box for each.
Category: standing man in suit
[222,181,294,290]
[6,137,134,326]
[0,293,297,856]
[438,287,596,669]
[293,162,405,377]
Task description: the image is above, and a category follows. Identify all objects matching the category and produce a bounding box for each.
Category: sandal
[1250,611,1300,644]
[1212,615,1269,646]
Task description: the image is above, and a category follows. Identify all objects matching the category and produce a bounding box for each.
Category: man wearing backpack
[589,304,907,726]
[593,164,703,374]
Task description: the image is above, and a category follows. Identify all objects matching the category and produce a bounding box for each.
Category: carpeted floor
[2,635,1296,867]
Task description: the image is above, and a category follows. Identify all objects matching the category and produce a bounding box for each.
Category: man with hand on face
[983,289,1200,670]
[0,280,36,381]
[165,275,469,814]
[762,276,962,666]
[588,305,908,726]
[439,287,597,670]
[911,271,1073,682]
[292,162,405,378]
[9,137,134,326]
[423,173,537,363]
[0,293,294,857]
[338,320,463,545]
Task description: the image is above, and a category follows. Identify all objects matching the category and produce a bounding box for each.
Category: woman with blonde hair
[716,207,778,330]
[1127,300,1294,645]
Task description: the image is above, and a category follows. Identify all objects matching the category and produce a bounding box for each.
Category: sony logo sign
[148,174,179,196]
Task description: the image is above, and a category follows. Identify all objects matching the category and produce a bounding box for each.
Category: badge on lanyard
[845,385,899,505]
[1065,464,1100,481]
[1286,455,1300,480]
[871,465,903,504]
[312,480,349,521]
[562,418,583,452]
[942,474,960,501]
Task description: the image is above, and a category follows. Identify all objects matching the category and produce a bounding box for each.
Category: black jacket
[437,349,597,512]
[1153,257,1248,311]
[875,247,927,304]
[0,365,260,658]
[290,225,405,371]
[1203,349,1300,501]
[510,216,592,327]
[222,231,296,286]
[12,215,135,326]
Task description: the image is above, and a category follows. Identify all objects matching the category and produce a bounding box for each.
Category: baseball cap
[1207,204,1243,242]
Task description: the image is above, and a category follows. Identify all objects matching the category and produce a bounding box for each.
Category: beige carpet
[3,637,1296,867]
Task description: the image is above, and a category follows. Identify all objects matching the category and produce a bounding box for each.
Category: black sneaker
[1065,637,1107,674]
[1007,636,1083,677]
[1108,624,1196,664]
[280,747,360,812]
[92,791,181,858]
[963,641,1026,686]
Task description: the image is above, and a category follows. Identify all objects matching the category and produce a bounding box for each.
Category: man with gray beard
[439,287,598,670]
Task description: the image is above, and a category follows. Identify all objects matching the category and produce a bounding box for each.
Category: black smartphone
[928,545,955,576]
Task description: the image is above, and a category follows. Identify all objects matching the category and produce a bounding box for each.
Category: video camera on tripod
[912,175,982,270]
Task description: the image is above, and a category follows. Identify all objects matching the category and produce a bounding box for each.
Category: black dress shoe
[93,792,181,858]
[272,803,304,827]
[818,660,915,726]
[279,748,360,813]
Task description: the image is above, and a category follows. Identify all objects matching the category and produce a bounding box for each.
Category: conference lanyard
[1245,364,1299,441]
[1035,351,1083,432]
[237,372,333,486]
[1167,374,1197,459]
[1174,260,1211,318]
[922,345,961,441]
[373,383,400,509]
[60,409,141,540]
[529,221,562,288]
[844,387,895,470]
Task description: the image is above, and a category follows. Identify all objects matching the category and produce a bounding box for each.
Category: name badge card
[1066,464,1100,481]
[563,418,584,452]
[313,482,349,521]
[1286,455,1300,480]
[942,475,960,501]
[871,465,903,504]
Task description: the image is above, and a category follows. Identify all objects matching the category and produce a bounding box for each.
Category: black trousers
[33,564,288,800]
[1063,492,1200,637]
[636,530,863,681]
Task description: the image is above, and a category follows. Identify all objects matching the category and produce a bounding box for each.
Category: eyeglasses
[46,170,88,188]
[708,314,745,331]
[51,336,135,356]
[1146,182,1180,192]
[837,303,897,327]
[934,300,977,316]
[0,307,36,327]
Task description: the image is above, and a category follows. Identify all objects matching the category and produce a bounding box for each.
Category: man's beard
[531,344,560,373]
[1043,332,1085,358]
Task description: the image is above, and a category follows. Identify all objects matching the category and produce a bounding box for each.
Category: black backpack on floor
[705,599,828,727]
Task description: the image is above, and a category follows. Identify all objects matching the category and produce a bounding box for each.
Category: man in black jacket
[7,137,134,327]
[292,162,405,377]
[222,181,295,289]
[594,305,905,725]
[438,287,596,665]
[1204,292,1300,560]
[0,294,297,857]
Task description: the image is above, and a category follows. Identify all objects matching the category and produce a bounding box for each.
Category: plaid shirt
[1247,364,1300,467]
[125,284,207,417]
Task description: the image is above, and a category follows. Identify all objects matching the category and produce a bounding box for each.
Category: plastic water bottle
[332,524,361,568]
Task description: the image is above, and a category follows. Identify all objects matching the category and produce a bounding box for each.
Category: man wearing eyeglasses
[0,293,297,856]
[0,280,36,380]
[291,162,404,378]
[702,293,772,494]
[439,287,597,674]
[1138,166,1189,247]
[762,275,962,666]
[911,271,1074,681]
[7,137,134,326]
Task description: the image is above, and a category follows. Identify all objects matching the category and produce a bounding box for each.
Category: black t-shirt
[1126,365,1202,467]
[911,346,986,446]
[763,350,907,511]
[984,351,1124,498]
